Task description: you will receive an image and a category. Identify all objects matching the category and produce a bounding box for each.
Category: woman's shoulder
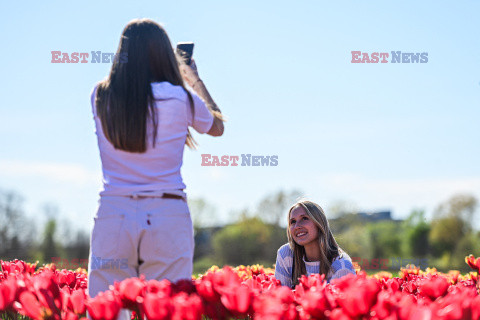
[277,243,293,258]
[331,248,355,272]
[334,248,353,261]
[151,81,189,101]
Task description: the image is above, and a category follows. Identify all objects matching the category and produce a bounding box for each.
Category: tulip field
[0,256,479,320]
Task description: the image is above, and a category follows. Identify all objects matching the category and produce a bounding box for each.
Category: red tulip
[300,289,332,319]
[200,267,254,317]
[328,308,352,320]
[370,290,403,319]
[470,272,478,282]
[403,280,418,295]
[471,295,480,320]
[448,270,461,285]
[145,279,172,296]
[115,277,145,309]
[194,277,218,303]
[418,276,449,300]
[219,284,253,317]
[466,255,480,272]
[64,310,79,320]
[243,273,279,295]
[383,278,402,293]
[14,270,63,319]
[249,264,264,276]
[172,279,196,295]
[33,270,62,313]
[130,310,138,320]
[86,290,122,320]
[195,268,241,305]
[143,291,173,320]
[74,272,88,290]
[253,286,297,320]
[333,274,380,318]
[408,305,433,320]
[56,270,76,289]
[211,267,242,290]
[69,289,86,314]
[293,274,327,300]
[0,277,17,311]
[298,273,326,289]
[439,285,476,319]
[60,286,71,312]
[1,260,37,275]
[18,291,45,320]
[397,294,417,320]
[171,292,203,320]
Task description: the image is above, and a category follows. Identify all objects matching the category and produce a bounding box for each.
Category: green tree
[329,213,365,234]
[429,194,478,259]
[434,194,477,226]
[42,218,59,263]
[404,210,430,257]
[0,189,33,260]
[335,225,372,261]
[367,221,403,259]
[188,198,220,261]
[65,230,90,263]
[451,233,480,271]
[429,216,465,257]
[40,204,61,264]
[212,215,284,267]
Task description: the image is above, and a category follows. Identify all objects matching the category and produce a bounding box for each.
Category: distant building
[328,210,402,234]
[357,211,392,221]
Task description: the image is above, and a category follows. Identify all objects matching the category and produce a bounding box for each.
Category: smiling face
[289,206,319,247]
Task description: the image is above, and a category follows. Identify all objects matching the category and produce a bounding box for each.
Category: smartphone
[176,42,194,65]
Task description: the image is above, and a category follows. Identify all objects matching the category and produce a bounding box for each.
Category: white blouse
[90,81,214,197]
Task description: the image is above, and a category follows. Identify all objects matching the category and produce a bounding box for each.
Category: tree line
[0,188,478,273]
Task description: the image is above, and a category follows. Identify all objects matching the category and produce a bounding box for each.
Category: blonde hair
[286,200,341,287]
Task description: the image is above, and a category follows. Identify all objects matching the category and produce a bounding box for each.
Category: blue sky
[1,1,479,232]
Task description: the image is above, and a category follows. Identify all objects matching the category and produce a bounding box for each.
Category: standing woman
[88,18,224,315]
[275,200,355,288]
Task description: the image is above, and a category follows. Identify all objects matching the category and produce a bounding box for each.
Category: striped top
[274,243,356,288]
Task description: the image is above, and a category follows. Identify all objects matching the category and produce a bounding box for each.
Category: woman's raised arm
[180,59,224,137]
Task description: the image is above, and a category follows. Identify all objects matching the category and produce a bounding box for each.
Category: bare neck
[303,241,321,262]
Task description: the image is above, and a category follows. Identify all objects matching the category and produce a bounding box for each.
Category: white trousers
[87,194,194,320]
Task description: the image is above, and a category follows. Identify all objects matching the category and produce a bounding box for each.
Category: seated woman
[275,200,355,288]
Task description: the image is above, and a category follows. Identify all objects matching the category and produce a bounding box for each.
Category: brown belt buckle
[162,193,183,200]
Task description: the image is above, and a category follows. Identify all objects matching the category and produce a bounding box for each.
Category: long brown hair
[95,18,196,152]
[286,200,341,287]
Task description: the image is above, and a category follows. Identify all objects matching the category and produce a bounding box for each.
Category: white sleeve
[185,91,214,134]
[274,248,293,288]
[90,85,98,117]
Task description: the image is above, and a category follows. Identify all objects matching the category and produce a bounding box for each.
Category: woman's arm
[329,257,356,282]
[179,59,224,137]
[274,247,293,288]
